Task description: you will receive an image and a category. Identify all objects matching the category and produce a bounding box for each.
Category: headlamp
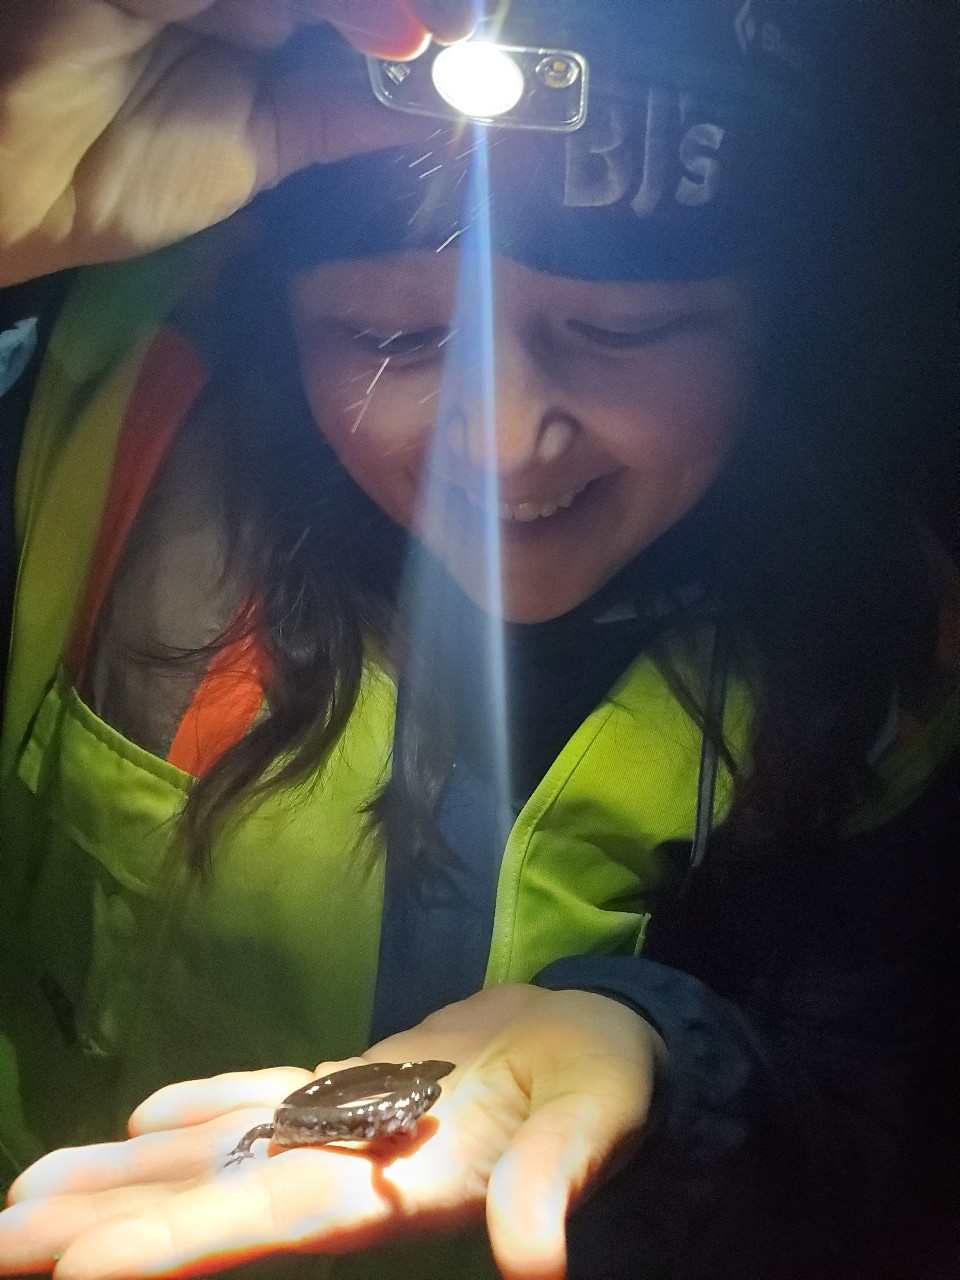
[368,39,589,132]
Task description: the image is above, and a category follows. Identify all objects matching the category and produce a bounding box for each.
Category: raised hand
[0,0,478,284]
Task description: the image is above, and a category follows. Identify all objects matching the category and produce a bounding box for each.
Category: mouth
[461,480,593,524]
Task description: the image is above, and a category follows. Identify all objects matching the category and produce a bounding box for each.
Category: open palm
[0,986,659,1280]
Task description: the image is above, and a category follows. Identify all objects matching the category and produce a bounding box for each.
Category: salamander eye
[353,326,452,363]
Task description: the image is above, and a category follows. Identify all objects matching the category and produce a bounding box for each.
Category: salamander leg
[224,1123,276,1168]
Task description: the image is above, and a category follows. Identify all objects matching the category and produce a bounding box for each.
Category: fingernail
[418,0,477,42]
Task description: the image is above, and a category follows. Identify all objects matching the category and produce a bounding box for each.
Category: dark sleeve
[535,751,960,1280]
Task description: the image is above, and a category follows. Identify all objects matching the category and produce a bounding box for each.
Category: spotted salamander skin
[225,1061,455,1166]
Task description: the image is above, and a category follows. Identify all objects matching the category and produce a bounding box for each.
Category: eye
[566,313,720,350]
[352,326,452,363]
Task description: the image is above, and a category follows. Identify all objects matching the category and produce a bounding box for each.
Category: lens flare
[431,43,525,119]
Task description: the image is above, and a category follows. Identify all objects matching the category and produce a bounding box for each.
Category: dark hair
[177,39,953,874]
[175,258,406,866]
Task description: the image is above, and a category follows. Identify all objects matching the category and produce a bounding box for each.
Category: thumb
[264,73,440,191]
[485,1076,652,1280]
[485,1106,575,1280]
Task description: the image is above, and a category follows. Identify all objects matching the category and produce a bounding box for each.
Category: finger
[404,0,478,45]
[309,1056,369,1077]
[262,78,445,192]
[485,1072,651,1280]
[109,1,214,20]
[51,1147,427,1280]
[182,0,303,50]
[48,1077,495,1280]
[318,0,431,60]
[114,0,430,58]
[8,1112,267,1202]
[0,1185,185,1274]
[485,1105,593,1280]
[128,1068,310,1134]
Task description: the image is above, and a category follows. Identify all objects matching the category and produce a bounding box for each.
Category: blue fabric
[369,527,712,1044]
[370,764,511,1042]
[0,318,38,398]
[368,570,660,1044]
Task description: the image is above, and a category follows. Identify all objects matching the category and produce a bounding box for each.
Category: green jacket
[2,243,954,1277]
[0,244,746,1275]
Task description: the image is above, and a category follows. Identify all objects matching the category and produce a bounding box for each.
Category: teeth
[513,502,543,523]
[470,482,588,522]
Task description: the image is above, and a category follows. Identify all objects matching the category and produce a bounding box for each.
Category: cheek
[587,340,748,478]
[296,350,434,526]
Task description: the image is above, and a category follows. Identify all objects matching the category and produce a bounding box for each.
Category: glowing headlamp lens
[430,43,526,119]
[369,40,588,132]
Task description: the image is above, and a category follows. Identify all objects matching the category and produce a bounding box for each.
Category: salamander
[225,1060,455,1166]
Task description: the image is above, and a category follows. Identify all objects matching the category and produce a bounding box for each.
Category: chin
[498,595,583,624]
[454,564,611,624]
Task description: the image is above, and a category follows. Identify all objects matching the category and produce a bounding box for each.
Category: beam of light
[405,118,513,826]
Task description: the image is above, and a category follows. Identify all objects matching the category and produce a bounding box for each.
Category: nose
[439,331,575,477]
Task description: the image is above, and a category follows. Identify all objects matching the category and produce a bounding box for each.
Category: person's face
[291,251,754,622]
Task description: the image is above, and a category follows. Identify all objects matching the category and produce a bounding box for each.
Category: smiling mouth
[460,481,592,523]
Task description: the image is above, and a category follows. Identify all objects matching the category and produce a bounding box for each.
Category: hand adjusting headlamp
[368,36,588,132]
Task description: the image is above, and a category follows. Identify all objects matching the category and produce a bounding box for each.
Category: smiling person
[0,3,957,1280]
[292,259,751,622]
